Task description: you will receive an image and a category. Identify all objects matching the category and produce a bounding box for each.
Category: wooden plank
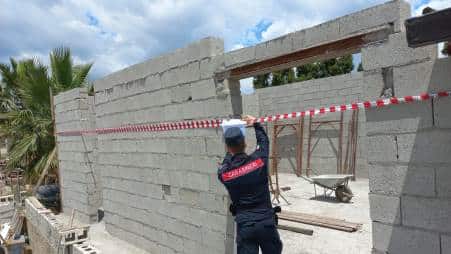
[226,27,391,79]
[282,212,361,230]
[277,224,314,236]
[405,7,451,48]
[279,211,362,232]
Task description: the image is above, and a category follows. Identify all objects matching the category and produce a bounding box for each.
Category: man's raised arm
[243,115,269,159]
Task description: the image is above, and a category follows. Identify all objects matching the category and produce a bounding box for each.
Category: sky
[1,0,450,93]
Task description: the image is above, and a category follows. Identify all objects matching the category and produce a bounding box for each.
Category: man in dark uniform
[218,115,283,254]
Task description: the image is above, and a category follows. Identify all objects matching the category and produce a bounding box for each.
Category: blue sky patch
[86,12,99,27]
[240,19,273,47]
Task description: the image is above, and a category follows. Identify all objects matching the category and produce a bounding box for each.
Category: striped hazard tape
[57,90,450,136]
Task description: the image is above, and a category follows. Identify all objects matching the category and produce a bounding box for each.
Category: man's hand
[242,115,257,127]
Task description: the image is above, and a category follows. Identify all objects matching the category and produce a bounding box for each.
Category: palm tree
[0,47,92,182]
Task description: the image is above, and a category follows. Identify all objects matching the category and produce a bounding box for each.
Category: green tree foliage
[253,55,354,89]
[0,47,92,182]
[253,73,271,89]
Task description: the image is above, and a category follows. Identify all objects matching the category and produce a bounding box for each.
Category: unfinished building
[24,0,451,253]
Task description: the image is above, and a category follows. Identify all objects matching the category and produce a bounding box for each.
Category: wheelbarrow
[302,174,354,202]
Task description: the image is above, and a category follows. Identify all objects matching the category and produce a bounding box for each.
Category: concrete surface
[277,173,371,254]
[87,222,150,254]
[49,0,451,253]
[242,73,369,178]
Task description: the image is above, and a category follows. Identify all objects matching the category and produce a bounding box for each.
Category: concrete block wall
[0,202,14,224]
[224,0,410,71]
[242,73,369,178]
[25,197,92,254]
[55,88,101,224]
[362,8,451,251]
[49,1,451,254]
[235,0,411,178]
[93,37,236,254]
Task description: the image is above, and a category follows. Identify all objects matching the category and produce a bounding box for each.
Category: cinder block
[435,96,451,129]
[205,137,225,156]
[201,227,226,251]
[365,102,433,136]
[191,79,217,100]
[372,222,440,254]
[402,195,451,232]
[401,165,435,197]
[303,20,340,48]
[176,61,201,85]
[144,73,162,91]
[55,99,89,114]
[361,70,384,101]
[393,60,434,97]
[366,135,398,162]
[255,34,294,60]
[224,46,256,68]
[339,0,410,36]
[369,163,406,196]
[204,99,233,118]
[166,137,206,155]
[199,37,224,58]
[200,55,224,79]
[369,194,401,225]
[54,88,85,105]
[199,192,228,215]
[362,32,436,71]
[398,131,451,164]
[199,210,228,233]
[442,235,451,254]
[170,84,192,103]
[168,37,224,68]
[169,171,210,192]
[370,163,436,197]
[437,166,451,198]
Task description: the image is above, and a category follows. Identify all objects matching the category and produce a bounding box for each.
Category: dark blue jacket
[218,123,273,223]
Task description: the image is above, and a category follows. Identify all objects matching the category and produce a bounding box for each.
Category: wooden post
[352,110,359,181]
[297,117,304,176]
[306,116,313,177]
[269,123,278,201]
[337,112,344,174]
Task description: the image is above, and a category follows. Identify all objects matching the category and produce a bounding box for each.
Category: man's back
[218,121,282,254]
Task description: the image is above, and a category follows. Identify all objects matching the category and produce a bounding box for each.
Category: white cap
[221,119,246,136]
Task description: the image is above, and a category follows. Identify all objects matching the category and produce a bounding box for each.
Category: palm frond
[50,47,73,89]
[72,63,93,88]
[7,133,37,169]
[17,59,52,115]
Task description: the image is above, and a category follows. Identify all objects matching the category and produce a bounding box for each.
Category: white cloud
[1,0,443,81]
[413,0,451,16]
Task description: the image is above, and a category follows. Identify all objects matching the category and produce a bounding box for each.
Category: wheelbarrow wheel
[335,185,353,203]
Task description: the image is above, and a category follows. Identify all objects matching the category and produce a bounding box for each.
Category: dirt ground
[276,173,372,254]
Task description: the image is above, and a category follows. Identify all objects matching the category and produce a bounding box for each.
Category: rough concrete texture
[364,29,451,254]
[86,222,151,254]
[225,0,410,69]
[55,89,101,224]
[25,197,90,254]
[47,1,451,253]
[92,37,235,254]
[243,73,368,178]
[0,202,14,224]
[278,173,371,254]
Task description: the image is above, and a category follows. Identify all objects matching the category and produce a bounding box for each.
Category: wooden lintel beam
[405,7,451,48]
[227,27,391,79]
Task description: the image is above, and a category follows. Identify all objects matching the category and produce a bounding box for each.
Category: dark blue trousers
[236,218,283,254]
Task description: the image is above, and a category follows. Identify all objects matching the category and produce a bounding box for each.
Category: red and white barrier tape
[57,90,450,136]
